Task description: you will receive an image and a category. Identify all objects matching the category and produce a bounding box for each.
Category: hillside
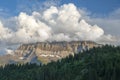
[0,45,120,80]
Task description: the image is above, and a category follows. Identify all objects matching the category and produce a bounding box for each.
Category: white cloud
[76,7,120,44]
[43,6,58,21]
[0,3,109,43]
[43,0,61,7]
[0,3,119,54]
[85,8,120,37]
[0,21,12,40]
[16,12,52,43]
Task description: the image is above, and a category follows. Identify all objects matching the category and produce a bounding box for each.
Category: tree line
[0,45,120,80]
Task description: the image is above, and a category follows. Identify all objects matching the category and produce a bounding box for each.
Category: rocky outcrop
[13,41,101,64]
[0,41,101,65]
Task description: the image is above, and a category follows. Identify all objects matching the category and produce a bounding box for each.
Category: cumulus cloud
[0,3,117,54]
[16,12,51,42]
[81,8,120,37]
[0,21,12,41]
[76,7,120,44]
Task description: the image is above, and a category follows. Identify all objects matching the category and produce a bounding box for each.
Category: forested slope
[0,45,120,80]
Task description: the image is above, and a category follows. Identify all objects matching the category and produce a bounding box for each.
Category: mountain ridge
[0,41,101,65]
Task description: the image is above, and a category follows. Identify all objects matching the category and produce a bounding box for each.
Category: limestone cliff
[13,41,101,64]
[0,41,101,65]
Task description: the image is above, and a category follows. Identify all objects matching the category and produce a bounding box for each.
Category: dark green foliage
[0,45,120,80]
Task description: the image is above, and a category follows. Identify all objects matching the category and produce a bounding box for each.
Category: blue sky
[0,0,120,16]
[60,0,120,14]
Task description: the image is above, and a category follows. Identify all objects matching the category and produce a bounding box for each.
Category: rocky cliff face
[0,41,101,65]
[14,41,101,64]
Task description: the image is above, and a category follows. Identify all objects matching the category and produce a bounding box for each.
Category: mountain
[0,41,101,65]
